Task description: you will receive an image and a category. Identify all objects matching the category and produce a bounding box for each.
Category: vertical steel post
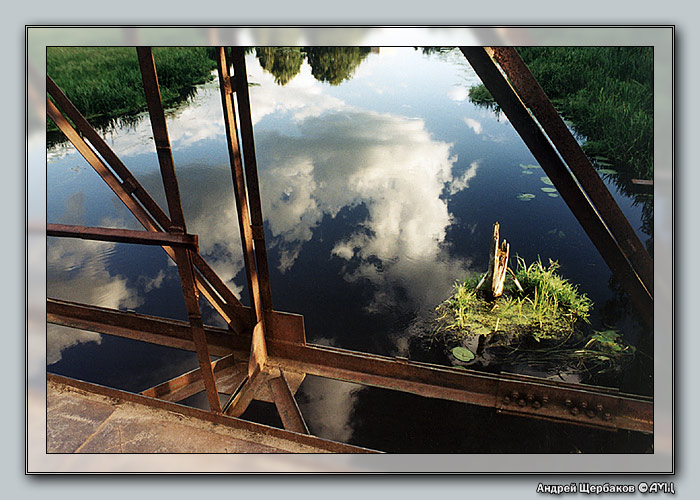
[137,47,222,413]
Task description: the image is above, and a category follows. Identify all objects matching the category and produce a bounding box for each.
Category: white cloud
[448,86,468,102]
[464,117,483,135]
[447,160,481,195]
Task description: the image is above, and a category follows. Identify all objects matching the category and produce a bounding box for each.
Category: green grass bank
[47,47,218,132]
[469,47,654,180]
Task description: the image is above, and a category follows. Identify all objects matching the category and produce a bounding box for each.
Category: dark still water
[47,47,652,453]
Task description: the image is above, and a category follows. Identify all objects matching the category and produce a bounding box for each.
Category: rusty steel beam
[136,47,188,231]
[268,371,309,434]
[140,354,239,402]
[47,76,172,231]
[47,82,249,333]
[217,47,275,404]
[460,47,653,329]
[47,298,234,355]
[230,47,274,313]
[137,46,222,413]
[47,299,652,433]
[486,47,653,294]
[47,223,199,250]
[224,364,268,417]
[216,46,263,324]
[48,373,378,453]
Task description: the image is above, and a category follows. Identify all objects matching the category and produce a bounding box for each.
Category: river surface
[47,47,652,453]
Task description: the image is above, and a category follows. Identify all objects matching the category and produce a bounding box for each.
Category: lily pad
[521,170,534,175]
[540,187,557,193]
[517,193,535,201]
[540,176,554,186]
[548,193,559,198]
[519,164,541,169]
[547,229,566,238]
[597,169,618,175]
[452,346,475,362]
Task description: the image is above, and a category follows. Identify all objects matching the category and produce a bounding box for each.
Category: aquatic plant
[517,193,535,201]
[432,256,633,376]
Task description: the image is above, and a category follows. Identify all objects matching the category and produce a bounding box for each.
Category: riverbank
[469,47,653,180]
[47,47,218,134]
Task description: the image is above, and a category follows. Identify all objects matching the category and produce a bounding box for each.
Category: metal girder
[140,354,239,402]
[460,47,653,329]
[137,46,221,413]
[47,298,652,433]
[268,371,310,434]
[47,223,198,249]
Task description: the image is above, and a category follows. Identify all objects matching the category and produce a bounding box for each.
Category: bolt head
[503,396,511,404]
[564,399,573,407]
[570,407,579,416]
[518,398,526,407]
[532,401,541,409]
[604,412,612,421]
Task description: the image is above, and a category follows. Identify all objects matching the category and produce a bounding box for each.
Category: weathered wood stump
[485,222,509,298]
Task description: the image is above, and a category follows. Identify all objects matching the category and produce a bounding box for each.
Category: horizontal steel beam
[47,223,198,249]
[47,299,652,433]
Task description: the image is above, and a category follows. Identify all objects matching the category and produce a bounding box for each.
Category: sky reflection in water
[46,48,647,448]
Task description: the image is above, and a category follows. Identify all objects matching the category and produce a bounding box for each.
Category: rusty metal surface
[136,47,224,412]
[140,354,238,402]
[215,46,262,323]
[47,298,652,433]
[460,47,653,329]
[48,375,378,453]
[230,47,274,313]
[268,371,310,434]
[486,47,654,294]
[47,223,198,249]
[224,365,268,418]
[136,47,187,230]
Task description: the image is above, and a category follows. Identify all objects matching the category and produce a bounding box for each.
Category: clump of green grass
[512,257,592,337]
[437,257,590,342]
[433,257,634,376]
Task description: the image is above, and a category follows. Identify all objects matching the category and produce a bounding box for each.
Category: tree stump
[485,222,509,298]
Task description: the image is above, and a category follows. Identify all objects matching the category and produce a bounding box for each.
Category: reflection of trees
[255,47,304,86]
[305,47,370,85]
[255,47,371,86]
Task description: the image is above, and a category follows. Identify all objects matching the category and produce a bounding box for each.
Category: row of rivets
[564,398,612,420]
[502,391,549,410]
